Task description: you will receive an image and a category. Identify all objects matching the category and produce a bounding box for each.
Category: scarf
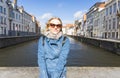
[45,31,63,40]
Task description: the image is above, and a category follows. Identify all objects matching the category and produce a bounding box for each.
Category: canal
[0,37,120,67]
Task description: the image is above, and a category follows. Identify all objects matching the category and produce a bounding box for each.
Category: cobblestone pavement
[0,67,120,78]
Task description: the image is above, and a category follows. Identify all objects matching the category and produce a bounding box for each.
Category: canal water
[0,37,120,67]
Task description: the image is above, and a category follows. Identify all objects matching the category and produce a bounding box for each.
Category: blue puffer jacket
[38,35,70,78]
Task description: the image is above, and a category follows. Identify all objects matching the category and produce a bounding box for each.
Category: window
[0,27,3,34]
[4,27,6,35]
[97,19,99,26]
[109,6,112,14]
[0,16,1,24]
[19,15,20,20]
[16,24,18,31]
[94,20,97,26]
[4,18,6,25]
[112,32,115,38]
[106,21,108,30]
[106,8,108,16]
[16,13,18,19]
[108,32,111,38]
[117,17,119,29]
[12,12,15,18]
[21,25,23,31]
[32,28,34,32]
[116,32,118,39]
[0,16,3,24]
[13,23,15,31]
[19,24,20,31]
[0,6,2,13]
[13,23,15,30]
[4,8,6,15]
[113,18,116,29]
[109,19,111,29]
[118,1,120,11]
[113,3,116,13]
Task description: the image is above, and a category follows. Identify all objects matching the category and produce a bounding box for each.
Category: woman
[38,17,70,78]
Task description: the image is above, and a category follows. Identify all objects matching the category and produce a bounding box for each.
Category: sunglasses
[49,23,62,28]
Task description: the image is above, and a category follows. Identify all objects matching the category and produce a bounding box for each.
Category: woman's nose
[54,26,57,28]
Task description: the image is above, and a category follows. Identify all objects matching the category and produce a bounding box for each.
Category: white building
[74,20,82,36]
[63,24,75,35]
[10,1,22,36]
[31,15,36,33]
[62,26,67,35]
[86,4,94,37]
[105,0,120,39]
[22,10,34,35]
[0,0,9,36]
[67,27,75,35]
[99,8,106,38]
[93,2,105,38]
[10,0,36,36]
[86,2,105,37]
[82,14,87,37]
[0,0,39,36]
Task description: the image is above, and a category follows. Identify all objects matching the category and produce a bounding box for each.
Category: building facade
[63,24,74,35]
[86,4,94,37]
[86,2,105,37]
[74,20,81,36]
[105,0,120,39]
[0,0,40,37]
[99,8,106,38]
[93,2,105,38]
[0,0,9,36]
[82,14,87,37]
[8,1,22,36]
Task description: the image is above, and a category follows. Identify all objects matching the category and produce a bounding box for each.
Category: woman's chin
[51,30,59,34]
[53,31,59,34]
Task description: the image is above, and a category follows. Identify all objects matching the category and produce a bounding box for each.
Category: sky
[17,0,107,29]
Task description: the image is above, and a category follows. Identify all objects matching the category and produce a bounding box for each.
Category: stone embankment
[70,35,120,55]
[0,35,40,48]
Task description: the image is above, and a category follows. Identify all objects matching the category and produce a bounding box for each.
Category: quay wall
[70,36,120,55]
[0,35,40,48]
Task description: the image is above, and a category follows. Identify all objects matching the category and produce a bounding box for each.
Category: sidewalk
[0,67,120,78]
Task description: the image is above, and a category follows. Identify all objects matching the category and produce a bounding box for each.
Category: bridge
[0,36,120,78]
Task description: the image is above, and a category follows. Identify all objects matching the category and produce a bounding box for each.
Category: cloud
[63,20,74,25]
[39,13,53,29]
[40,13,53,19]
[100,0,107,2]
[74,10,86,19]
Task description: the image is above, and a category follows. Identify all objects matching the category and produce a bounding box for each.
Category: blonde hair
[45,17,63,31]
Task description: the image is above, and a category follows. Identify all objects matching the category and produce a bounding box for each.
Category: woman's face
[48,19,62,34]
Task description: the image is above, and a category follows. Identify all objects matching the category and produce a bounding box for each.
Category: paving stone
[0,67,120,78]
